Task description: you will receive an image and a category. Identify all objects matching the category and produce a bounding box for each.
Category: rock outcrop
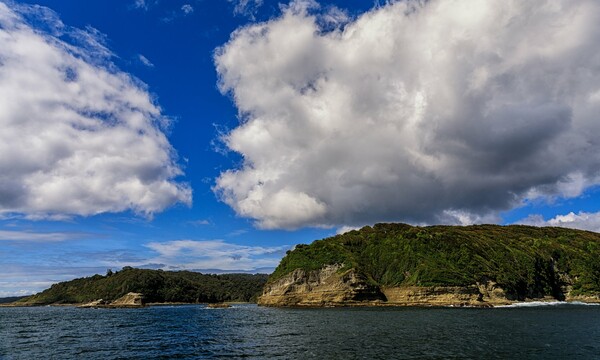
[258,265,586,307]
[77,292,145,308]
[109,292,145,308]
[258,264,386,307]
[380,283,512,307]
[77,299,108,308]
[207,303,231,308]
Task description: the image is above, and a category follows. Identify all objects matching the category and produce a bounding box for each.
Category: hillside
[259,223,600,307]
[18,268,268,305]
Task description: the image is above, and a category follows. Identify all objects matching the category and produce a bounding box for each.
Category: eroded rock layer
[258,265,512,307]
[258,266,594,307]
[259,265,385,306]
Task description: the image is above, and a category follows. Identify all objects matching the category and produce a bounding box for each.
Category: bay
[1,303,600,359]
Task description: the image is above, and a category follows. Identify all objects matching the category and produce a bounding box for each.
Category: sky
[1,0,600,297]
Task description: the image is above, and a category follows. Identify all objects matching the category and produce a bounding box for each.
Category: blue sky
[1,0,600,296]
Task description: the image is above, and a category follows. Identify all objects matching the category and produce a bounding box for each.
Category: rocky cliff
[259,264,385,306]
[259,223,600,307]
[259,264,600,307]
[258,265,513,307]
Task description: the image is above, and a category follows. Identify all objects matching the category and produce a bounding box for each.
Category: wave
[496,301,600,308]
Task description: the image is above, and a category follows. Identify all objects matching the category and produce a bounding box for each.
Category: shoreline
[0,301,253,308]
[3,299,599,309]
[258,299,600,309]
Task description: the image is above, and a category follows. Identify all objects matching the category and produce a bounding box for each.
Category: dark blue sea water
[1,303,600,359]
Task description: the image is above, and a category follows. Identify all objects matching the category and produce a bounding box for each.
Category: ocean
[1,303,599,359]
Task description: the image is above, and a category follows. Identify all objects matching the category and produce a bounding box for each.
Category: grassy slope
[19,268,269,305]
[270,223,600,300]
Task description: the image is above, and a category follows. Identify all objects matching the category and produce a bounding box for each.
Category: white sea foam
[496,301,600,308]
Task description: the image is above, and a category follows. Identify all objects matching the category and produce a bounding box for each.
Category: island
[258,223,600,307]
[13,267,268,307]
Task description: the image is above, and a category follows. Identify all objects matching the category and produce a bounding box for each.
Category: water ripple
[1,305,600,359]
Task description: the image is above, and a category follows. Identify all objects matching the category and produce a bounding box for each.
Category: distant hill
[0,296,30,304]
[260,223,600,307]
[18,268,269,305]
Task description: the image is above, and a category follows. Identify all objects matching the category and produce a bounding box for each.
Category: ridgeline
[17,268,268,305]
[259,223,600,307]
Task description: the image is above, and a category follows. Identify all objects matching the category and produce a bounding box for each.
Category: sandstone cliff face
[77,292,145,308]
[257,265,563,307]
[381,281,512,307]
[109,292,144,307]
[258,265,385,306]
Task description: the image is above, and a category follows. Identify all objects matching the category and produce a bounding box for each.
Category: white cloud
[336,225,360,235]
[0,230,85,242]
[0,282,55,297]
[145,239,289,271]
[438,210,501,227]
[0,3,191,219]
[318,5,350,29]
[0,289,34,297]
[229,0,263,18]
[188,219,210,226]
[161,4,194,23]
[181,4,194,15]
[517,211,600,233]
[133,0,150,10]
[214,0,600,229]
[137,54,154,67]
[227,228,248,236]
[0,264,110,296]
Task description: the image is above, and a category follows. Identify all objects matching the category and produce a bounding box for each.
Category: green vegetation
[271,223,600,300]
[19,268,268,305]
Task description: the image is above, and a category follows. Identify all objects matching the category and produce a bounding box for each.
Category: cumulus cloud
[0,3,191,219]
[214,0,600,229]
[517,211,600,233]
[145,239,289,271]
